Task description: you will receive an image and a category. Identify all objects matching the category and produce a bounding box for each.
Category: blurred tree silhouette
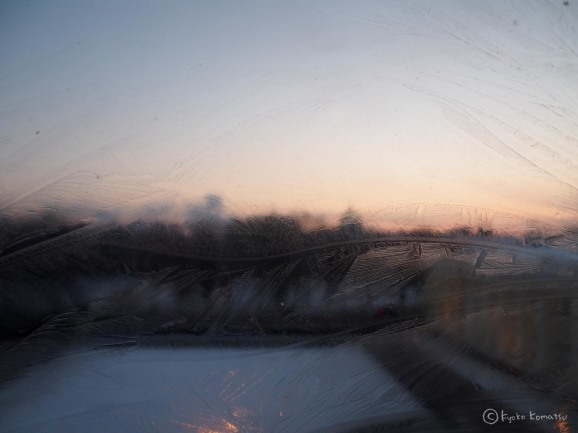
[339,207,363,240]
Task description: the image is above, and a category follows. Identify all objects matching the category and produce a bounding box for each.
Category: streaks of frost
[2,1,578,432]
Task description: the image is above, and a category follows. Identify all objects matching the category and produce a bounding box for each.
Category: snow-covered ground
[0,343,427,433]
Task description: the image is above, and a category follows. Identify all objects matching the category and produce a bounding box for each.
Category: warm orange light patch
[555,407,570,433]
[173,419,239,433]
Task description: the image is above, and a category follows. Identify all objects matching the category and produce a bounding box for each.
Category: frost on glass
[1,1,578,433]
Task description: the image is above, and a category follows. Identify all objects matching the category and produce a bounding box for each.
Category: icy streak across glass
[1,1,578,433]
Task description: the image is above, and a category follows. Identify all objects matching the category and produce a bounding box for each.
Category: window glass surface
[1,1,577,432]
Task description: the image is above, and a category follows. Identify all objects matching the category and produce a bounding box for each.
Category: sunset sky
[1,0,577,227]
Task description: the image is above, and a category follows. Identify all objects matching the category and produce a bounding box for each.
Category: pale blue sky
[1,1,577,225]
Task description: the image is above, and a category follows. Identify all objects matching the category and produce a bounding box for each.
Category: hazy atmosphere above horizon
[1,0,578,227]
